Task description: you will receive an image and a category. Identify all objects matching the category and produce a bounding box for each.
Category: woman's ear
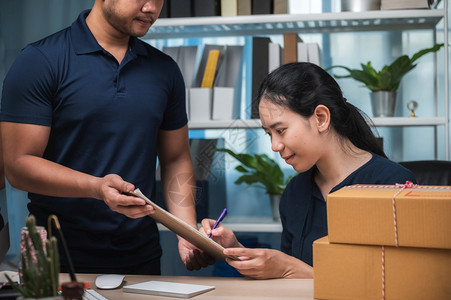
[313,105,331,133]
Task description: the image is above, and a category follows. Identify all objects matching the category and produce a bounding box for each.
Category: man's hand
[97,174,154,218]
[177,237,215,271]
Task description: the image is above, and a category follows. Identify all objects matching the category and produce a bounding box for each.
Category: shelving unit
[144,6,449,234]
[145,6,449,160]
[145,9,444,38]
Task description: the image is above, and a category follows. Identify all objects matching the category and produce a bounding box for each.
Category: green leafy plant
[326,43,444,92]
[6,215,59,299]
[215,148,294,195]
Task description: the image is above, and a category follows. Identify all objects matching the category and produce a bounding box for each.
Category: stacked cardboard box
[313,184,451,299]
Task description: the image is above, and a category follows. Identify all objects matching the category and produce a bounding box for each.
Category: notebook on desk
[123,280,215,298]
[126,189,239,262]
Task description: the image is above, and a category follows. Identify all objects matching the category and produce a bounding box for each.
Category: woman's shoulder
[348,153,416,185]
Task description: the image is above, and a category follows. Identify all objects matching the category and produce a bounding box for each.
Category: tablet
[123,280,215,298]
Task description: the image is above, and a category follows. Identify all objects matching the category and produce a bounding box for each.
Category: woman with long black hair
[202,62,415,279]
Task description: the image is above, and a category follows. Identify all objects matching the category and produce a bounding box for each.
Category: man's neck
[86,6,129,64]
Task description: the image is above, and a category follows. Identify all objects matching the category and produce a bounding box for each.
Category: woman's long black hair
[256,62,386,158]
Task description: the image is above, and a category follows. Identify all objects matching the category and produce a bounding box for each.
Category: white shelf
[189,119,261,129]
[371,117,447,127]
[188,117,446,129]
[145,9,445,39]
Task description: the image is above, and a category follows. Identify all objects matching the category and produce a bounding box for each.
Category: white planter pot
[341,0,380,12]
[370,91,397,117]
[269,194,281,221]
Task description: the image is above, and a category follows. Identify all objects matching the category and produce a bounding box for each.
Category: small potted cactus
[6,215,61,299]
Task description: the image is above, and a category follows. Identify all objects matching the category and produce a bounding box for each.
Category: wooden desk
[60,274,314,299]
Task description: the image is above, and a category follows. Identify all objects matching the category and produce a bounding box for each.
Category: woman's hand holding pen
[223,248,313,279]
[200,218,242,248]
[201,217,314,279]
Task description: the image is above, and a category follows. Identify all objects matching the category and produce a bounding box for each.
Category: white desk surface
[61,273,314,300]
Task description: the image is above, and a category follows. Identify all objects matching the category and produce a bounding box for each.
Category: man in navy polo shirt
[1,0,213,274]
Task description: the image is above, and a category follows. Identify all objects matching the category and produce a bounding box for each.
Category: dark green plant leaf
[215,148,288,195]
[326,43,444,92]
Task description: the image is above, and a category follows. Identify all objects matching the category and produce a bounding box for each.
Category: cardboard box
[313,236,451,300]
[327,184,451,249]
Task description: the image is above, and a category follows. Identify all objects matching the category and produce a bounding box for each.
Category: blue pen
[208,208,227,238]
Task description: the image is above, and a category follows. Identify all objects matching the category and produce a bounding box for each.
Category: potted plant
[326,43,444,117]
[5,215,61,299]
[215,148,295,221]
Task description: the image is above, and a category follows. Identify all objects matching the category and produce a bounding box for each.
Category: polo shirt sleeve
[1,45,55,126]
[159,60,188,131]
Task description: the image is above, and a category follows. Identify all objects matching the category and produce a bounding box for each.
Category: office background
[1,0,450,276]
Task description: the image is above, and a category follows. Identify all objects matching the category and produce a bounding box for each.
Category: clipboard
[127,189,239,262]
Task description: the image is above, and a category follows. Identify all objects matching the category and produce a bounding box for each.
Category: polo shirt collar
[71,9,148,57]
[71,10,102,55]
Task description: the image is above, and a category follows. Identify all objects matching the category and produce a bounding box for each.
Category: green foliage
[215,148,294,195]
[326,43,444,92]
[5,215,59,298]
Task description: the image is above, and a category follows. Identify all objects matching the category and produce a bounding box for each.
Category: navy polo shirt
[280,153,416,266]
[1,10,187,270]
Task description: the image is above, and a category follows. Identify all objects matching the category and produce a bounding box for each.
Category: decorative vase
[269,194,281,221]
[341,0,380,12]
[370,91,397,117]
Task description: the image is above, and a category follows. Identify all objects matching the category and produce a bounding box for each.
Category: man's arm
[157,125,197,228]
[158,125,215,270]
[1,121,150,218]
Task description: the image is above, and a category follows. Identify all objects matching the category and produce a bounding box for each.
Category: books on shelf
[381,0,433,10]
[221,0,238,16]
[251,36,271,118]
[252,0,272,14]
[268,42,283,73]
[190,45,225,121]
[161,0,289,18]
[273,0,288,14]
[212,45,244,120]
[297,42,309,63]
[162,45,199,120]
[189,44,243,121]
[297,42,322,66]
[193,0,220,17]
[283,33,303,64]
[237,0,252,15]
[307,42,321,66]
[169,0,193,18]
[201,49,222,89]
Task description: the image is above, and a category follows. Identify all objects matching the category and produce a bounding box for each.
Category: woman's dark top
[279,153,416,266]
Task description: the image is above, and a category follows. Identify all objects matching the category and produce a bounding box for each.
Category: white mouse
[95,274,125,289]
